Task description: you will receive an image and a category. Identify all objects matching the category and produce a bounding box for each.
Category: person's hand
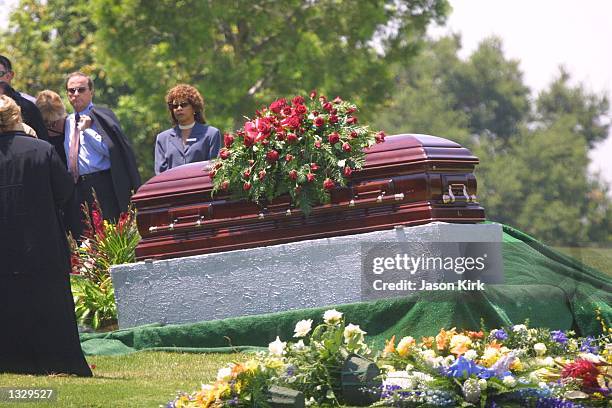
[77,115,93,131]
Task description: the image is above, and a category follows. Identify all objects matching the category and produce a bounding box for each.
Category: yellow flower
[480,346,501,367]
[383,335,396,356]
[435,327,456,351]
[244,359,259,373]
[397,336,416,357]
[449,334,472,356]
[510,357,523,371]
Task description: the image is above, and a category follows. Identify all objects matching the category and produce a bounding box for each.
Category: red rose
[221,180,230,190]
[309,90,317,99]
[261,139,270,146]
[310,163,319,172]
[327,132,340,145]
[292,95,305,105]
[270,98,287,114]
[314,117,325,127]
[306,173,315,182]
[209,170,216,179]
[243,169,251,178]
[330,108,337,115]
[286,133,298,143]
[347,107,356,114]
[349,131,358,139]
[294,104,307,115]
[244,133,256,147]
[266,150,280,163]
[346,116,357,124]
[342,142,351,152]
[243,182,252,191]
[343,166,353,177]
[312,111,319,116]
[314,140,322,148]
[288,170,298,180]
[258,170,266,180]
[220,149,230,160]
[323,178,335,190]
[276,131,286,141]
[282,106,293,116]
[318,95,327,103]
[223,133,234,148]
[375,131,386,143]
[323,102,333,112]
[285,154,294,162]
[281,115,301,129]
[333,96,343,104]
[329,114,338,124]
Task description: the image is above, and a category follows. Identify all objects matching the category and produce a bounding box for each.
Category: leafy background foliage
[1,0,610,245]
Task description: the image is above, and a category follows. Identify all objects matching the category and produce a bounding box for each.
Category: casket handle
[443,183,475,204]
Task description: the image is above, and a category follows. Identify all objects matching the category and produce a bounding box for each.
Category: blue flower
[535,396,585,407]
[550,330,568,344]
[445,356,486,378]
[491,329,508,341]
[579,336,599,354]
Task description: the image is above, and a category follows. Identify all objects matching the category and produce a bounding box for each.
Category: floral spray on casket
[210,91,385,215]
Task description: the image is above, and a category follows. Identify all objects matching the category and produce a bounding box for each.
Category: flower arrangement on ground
[70,201,140,330]
[168,312,611,407]
[210,92,386,215]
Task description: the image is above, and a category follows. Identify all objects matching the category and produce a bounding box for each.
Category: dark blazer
[154,122,221,175]
[0,131,91,376]
[89,106,142,212]
[0,82,48,141]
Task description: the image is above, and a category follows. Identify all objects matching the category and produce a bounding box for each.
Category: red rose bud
[306,173,315,182]
[323,102,333,112]
[294,104,307,115]
[327,132,340,145]
[314,117,325,127]
[342,142,351,152]
[375,131,386,143]
[258,170,266,180]
[310,163,319,172]
[285,154,294,162]
[314,140,322,148]
[243,182,252,191]
[346,116,357,124]
[286,133,298,143]
[343,166,353,177]
[288,169,298,180]
[292,95,305,105]
[220,149,230,160]
[261,139,270,146]
[221,180,230,190]
[329,114,338,124]
[318,95,327,103]
[309,90,317,99]
[312,111,319,116]
[266,150,280,163]
[330,108,337,115]
[349,131,358,139]
[243,169,251,178]
[323,178,335,190]
[223,133,234,148]
[333,96,343,104]
[209,170,216,179]
[276,131,286,141]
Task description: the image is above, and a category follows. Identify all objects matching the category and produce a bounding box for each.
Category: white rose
[268,336,286,356]
[216,366,233,381]
[293,319,313,338]
[464,350,478,360]
[512,324,527,332]
[542,356,555,367]
[292,339,306,351]
[343,323,366,341]
[503,375,517,387]
[533,343,547,356]
[323,309,343,324]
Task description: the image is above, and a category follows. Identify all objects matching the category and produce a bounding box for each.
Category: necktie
[69,113,81,183]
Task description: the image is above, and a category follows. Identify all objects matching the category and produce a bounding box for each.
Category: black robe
[0,131,92,377]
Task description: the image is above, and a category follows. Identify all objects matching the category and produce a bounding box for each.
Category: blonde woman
[154,84,221,175]
[36,89,67,164]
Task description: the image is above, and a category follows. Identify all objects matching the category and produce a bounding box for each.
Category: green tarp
[80,224,611,356]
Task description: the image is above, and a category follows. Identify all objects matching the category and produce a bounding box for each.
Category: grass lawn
[0,352,244,407]
[554,245,612,276]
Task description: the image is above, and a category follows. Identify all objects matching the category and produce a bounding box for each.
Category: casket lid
[133,134,477,202]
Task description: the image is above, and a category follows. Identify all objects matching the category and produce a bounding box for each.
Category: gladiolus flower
[323,178,335,190]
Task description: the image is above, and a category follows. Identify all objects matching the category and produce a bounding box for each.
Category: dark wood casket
[133,134,485,260]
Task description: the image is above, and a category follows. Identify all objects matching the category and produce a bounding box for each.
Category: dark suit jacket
[154,122,221,175]
[89,106,141,212]
[0,82,48,141]
[0,131,91,376]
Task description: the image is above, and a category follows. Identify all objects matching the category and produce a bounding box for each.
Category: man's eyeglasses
[0,70,10,77]
[67,87,88,95]
[169,102,190,110]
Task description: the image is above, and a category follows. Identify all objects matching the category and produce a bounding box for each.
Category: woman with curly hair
[154,84,221,175]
